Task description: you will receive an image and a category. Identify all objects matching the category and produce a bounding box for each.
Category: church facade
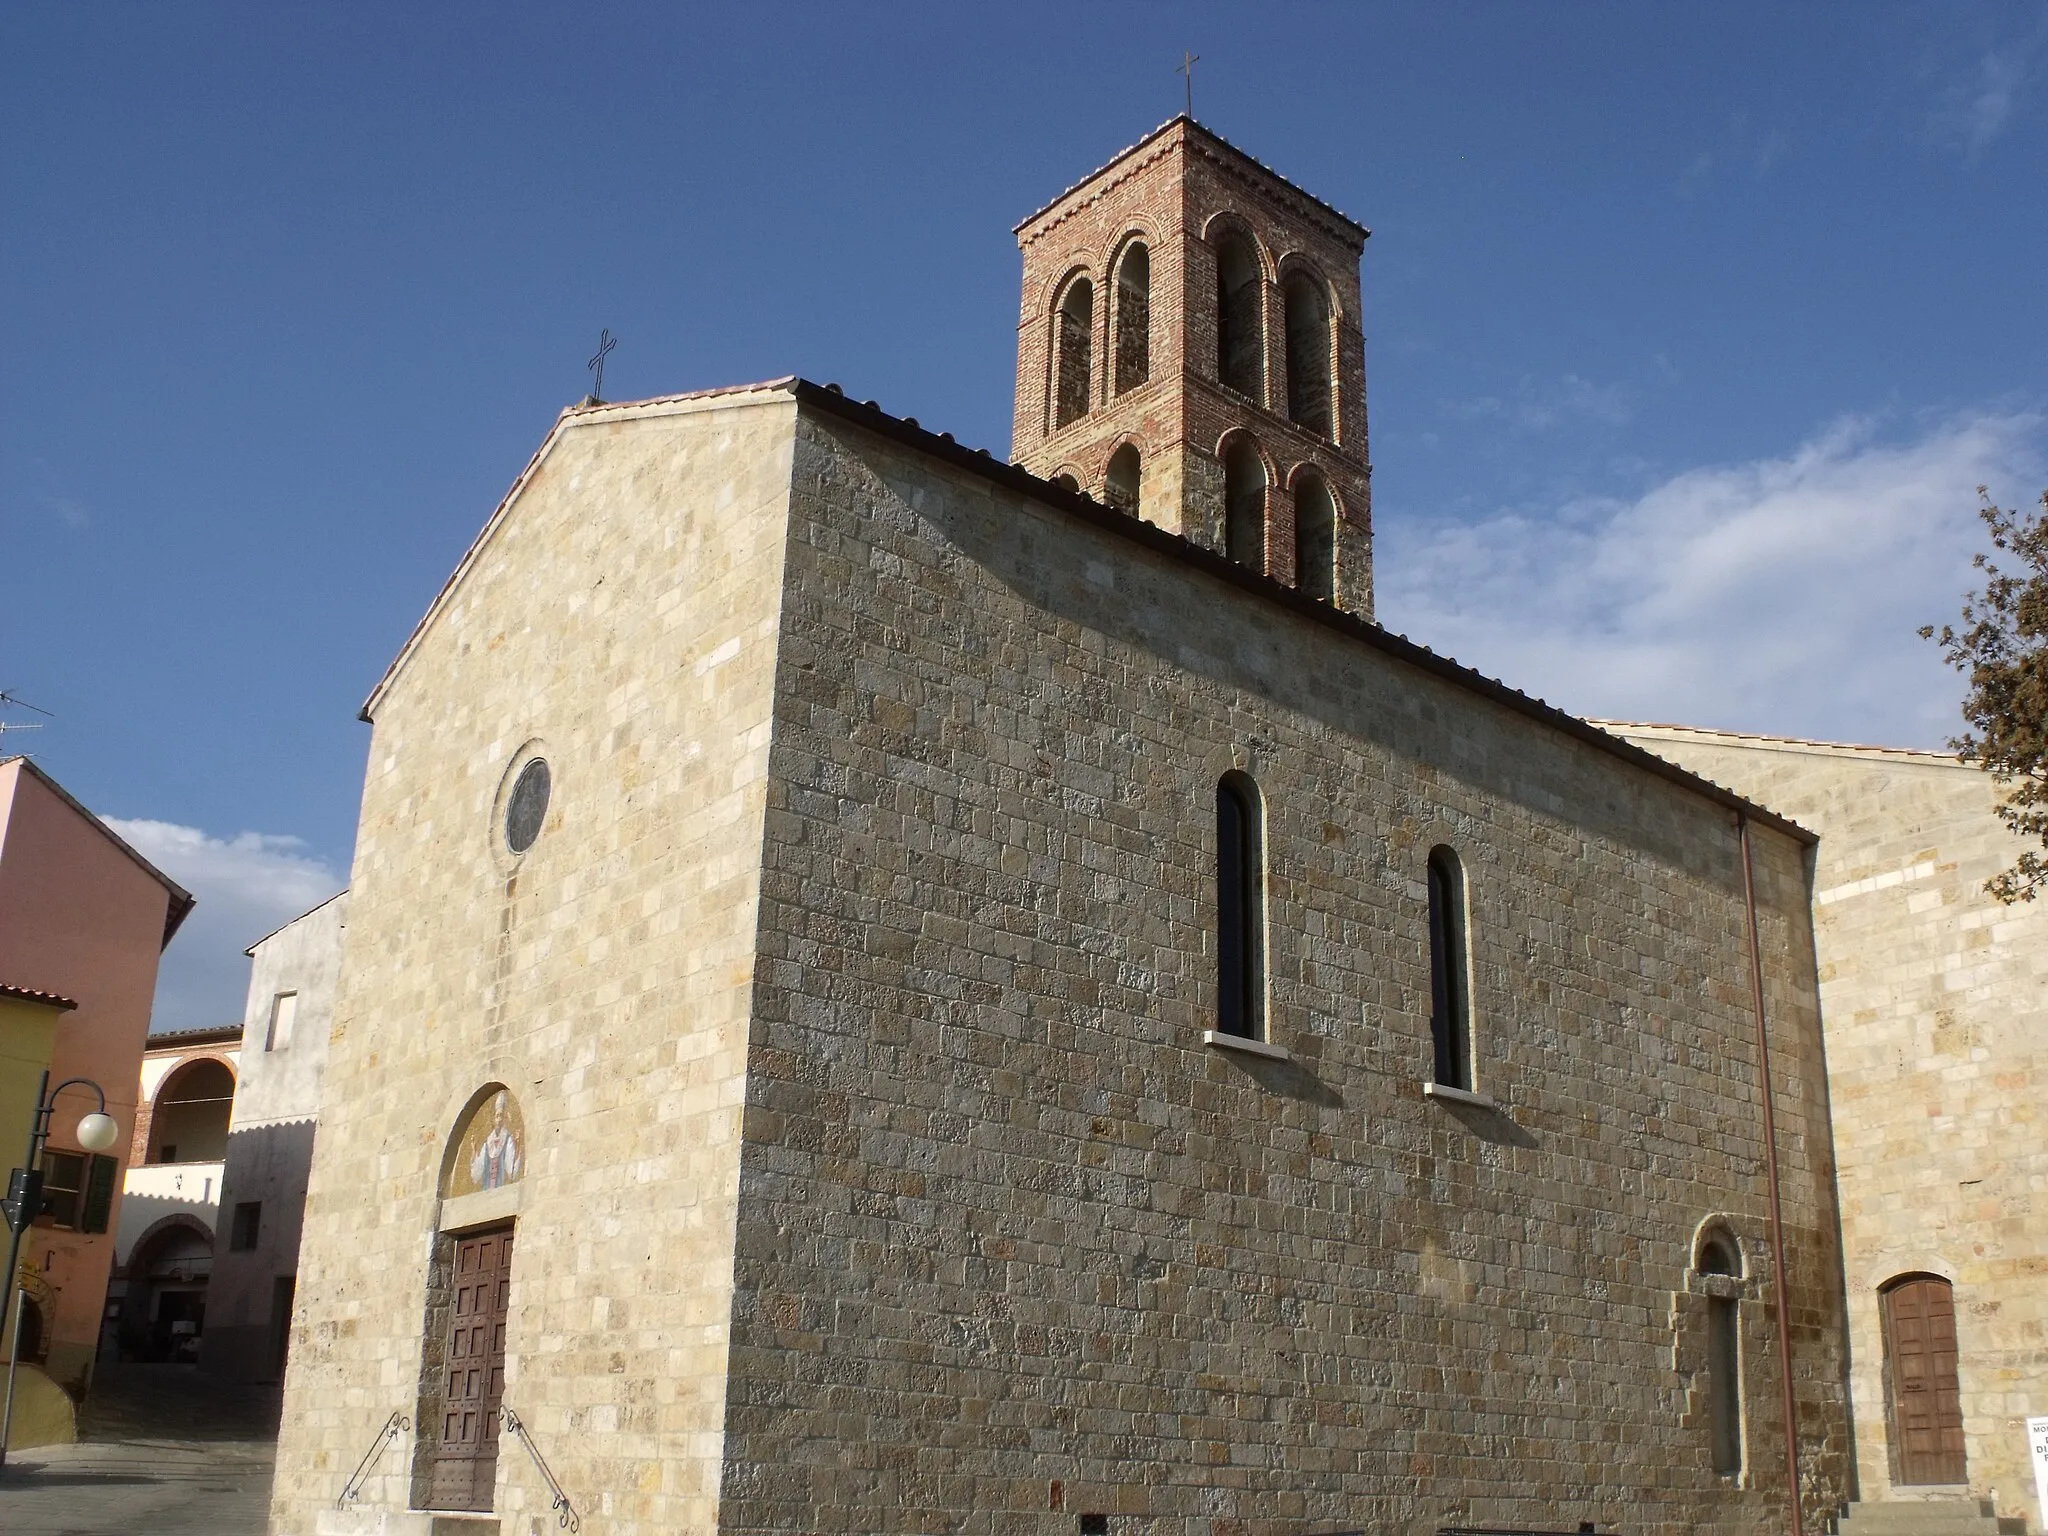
[274,122,1854,1536]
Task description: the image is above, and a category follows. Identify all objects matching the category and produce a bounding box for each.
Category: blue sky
[5,3,2045,1028]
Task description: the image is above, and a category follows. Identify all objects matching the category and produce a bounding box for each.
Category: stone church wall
[721,406,1852,1536]
[1613,725,2048,1517]
[269,390,801,1534]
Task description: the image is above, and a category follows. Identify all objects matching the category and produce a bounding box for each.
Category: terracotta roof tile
[0,983,79,1010]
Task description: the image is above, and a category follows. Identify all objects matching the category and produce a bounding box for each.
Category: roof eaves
[0,983,79,1011]
[145,1023,245,1049]
[1594,719,1958,764]
[1,757,197,944]
[785,380,1815,847]
[244,885,349,957]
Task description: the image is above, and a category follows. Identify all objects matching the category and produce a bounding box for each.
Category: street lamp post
[0,1070,119,1466]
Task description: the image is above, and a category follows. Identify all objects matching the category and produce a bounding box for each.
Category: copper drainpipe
[1740,814,1804,1536]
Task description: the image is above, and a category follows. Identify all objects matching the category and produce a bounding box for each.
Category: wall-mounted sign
[2028,1415,2048,1529]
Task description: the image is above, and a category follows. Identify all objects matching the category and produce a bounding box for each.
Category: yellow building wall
[0,994,64,1362]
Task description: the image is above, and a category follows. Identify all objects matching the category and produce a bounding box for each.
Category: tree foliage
[1921,487,2048,903]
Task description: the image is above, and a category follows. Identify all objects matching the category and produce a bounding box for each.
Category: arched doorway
[118,1218,215,1362]
[1882,1274,1966,1485]
[415,1086,527,1513]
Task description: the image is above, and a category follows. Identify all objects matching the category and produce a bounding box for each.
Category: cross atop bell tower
[1011,117,1374,617]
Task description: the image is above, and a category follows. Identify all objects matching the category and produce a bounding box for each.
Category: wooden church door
[431,1226,515,1510]
[1884,1275,1967,1485]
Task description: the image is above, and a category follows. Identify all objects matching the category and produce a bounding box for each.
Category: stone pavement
[0,1363,282,1536]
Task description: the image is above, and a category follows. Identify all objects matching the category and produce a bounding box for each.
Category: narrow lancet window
[1215,233,1263,397]
[1295,474,1336,602]
[1223,439,1266,571]
[1283,271,1334,437]
[1114,243,1150,393]
[1697,1234,1743,1475]
[1427,846,1472,1089]
[1216,774,1264,1039]
[1054,276,1094,429]
[1105,443,1141,515]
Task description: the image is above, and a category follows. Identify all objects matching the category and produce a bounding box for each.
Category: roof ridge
[1596,719,1960,762]
[1014,116,1368,241]
[1,757,196,944]
[786,382,1811,845]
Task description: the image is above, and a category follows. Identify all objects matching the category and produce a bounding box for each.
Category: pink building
[0,756,192,1397]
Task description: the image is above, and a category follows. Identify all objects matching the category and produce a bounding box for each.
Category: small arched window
[1223,439,1266,571]
[1054,276,1094,429]
[1294,474,1336,602]
[1215,232,1263,397]
[1283,271,1334,438]
[1050,472,1080,494]
[1216,773,1265,1040]
[1426,846,1472,1090]
[1114,243,1150,393]
[1697,1233,1740,1277]
[1105,443,1141,515]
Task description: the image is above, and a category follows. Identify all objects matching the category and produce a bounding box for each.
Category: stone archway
[115,1215,215,1362]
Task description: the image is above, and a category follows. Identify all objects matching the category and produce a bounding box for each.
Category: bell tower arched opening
[1011,118,1375,617]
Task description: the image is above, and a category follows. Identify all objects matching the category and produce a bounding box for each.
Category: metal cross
[586,328,617,403]
[1178,51,1199,117]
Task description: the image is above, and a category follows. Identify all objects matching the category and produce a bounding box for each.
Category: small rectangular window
[39,1151,85,1229]
[230,1201,262,1251]
[268,991,298,1051]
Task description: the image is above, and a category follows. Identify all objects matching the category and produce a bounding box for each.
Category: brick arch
[152,1053,238,1106]
[131,1052,239,1166]
[1104,224,1154,271]
[1198,210,1275,282]
[1103,440,1145,514]
[1274,251,1344,321]
[1046,266,1100,433]
[1212,426,1277,481]
[1031,255,1099,318]
[1284,459,1345,510]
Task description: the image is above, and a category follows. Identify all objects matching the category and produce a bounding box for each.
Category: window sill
[1203,1030,1291,1062]
[1423,1081,1502,1112]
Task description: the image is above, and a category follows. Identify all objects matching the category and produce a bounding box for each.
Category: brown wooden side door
[431,1226,515,1511]
[1884,1275,1967,1485]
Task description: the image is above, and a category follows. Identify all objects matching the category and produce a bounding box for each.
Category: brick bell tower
[1012,116,1373,617]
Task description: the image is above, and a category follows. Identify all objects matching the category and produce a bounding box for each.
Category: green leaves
[1922,487,2048,902]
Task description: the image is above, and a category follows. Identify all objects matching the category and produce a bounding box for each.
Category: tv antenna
[0,690,52,753]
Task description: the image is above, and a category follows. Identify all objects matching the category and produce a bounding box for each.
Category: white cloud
[1377,409,2047,750]
[101,819,343,1036]
[1448,373,1632,434]
[1931,49,2030,159]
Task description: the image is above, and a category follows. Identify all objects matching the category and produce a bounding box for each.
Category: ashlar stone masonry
[1612,724,2047,1519]
[273,381,1853,1536]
